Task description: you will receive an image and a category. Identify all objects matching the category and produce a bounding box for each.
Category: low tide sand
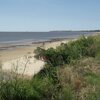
[0,39,69,77]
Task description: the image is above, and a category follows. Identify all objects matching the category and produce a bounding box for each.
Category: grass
[0,35,100,100]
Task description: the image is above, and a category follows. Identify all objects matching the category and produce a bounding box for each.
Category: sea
[0,31,95,45]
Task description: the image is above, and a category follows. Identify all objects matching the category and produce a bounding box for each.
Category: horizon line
[0,29,100,32]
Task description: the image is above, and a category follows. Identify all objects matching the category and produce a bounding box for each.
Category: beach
[0,32,98,78]
[0,39,69,77]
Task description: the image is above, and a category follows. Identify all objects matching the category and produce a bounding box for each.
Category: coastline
[0,31,97,51]
[0,38,72,61]
[0,32,99,77]
[0,38,70,77]
[0,37,72,50]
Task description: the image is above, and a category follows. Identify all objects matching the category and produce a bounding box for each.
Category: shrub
[34,36,96,67]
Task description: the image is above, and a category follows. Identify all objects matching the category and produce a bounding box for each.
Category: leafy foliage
[35,36,96,66]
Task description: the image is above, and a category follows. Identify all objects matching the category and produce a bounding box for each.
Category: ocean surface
[0,31,95,45]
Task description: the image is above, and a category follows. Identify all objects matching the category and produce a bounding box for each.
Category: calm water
[0,31,95,44]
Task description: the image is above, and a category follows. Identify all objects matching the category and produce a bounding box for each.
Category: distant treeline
[50,30,100,32]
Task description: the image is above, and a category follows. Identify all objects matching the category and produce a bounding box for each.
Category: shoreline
[0,38,71,77]
[0,37,73,51]
[0,38,71,62]
[0,33,99,77]
[0,31,97,51]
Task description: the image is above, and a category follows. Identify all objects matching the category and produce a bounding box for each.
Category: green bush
[0,79,42,100]
[34,36,96,67]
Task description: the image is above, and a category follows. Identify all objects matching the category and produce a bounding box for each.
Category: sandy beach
[0,39,69,77]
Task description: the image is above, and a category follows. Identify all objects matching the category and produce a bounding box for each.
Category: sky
[0,0,100,31]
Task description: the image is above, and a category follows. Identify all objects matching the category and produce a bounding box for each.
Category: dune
[0,39,69,77]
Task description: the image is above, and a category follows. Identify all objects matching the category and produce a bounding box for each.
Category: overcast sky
[0,0,100,31]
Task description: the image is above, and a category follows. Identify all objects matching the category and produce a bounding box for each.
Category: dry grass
[57,57,100,100]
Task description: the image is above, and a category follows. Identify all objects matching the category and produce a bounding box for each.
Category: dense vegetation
[0,35,100,100]
[34,36,96,66]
